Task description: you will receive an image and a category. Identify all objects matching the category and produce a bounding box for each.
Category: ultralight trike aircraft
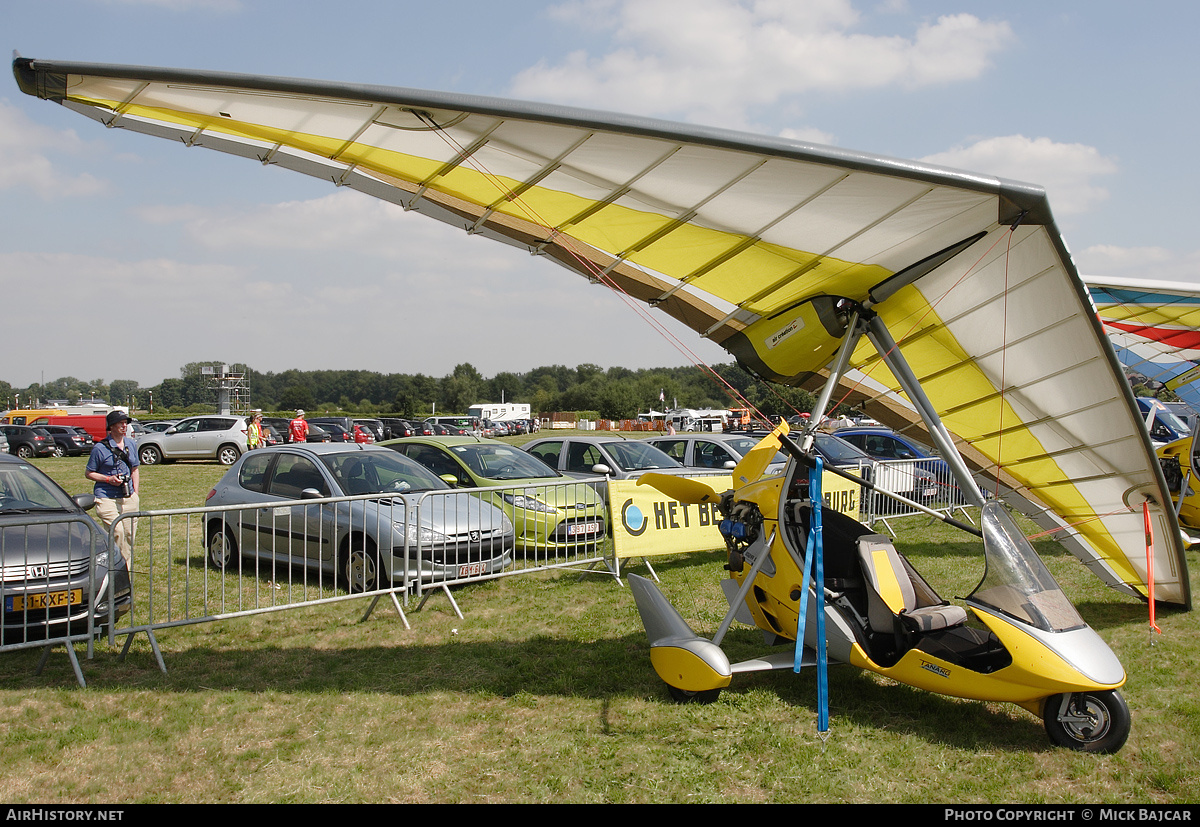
[13,55,1192,753]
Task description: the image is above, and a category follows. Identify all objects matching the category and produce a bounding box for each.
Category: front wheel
[139,444,162,466]
[216,444,241,466]
[341,537,385,593]
[16,445,34,459]
[1043,690,1131,754]
[206,523,239,571]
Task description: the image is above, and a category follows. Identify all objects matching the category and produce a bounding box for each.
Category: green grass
[2,451,1198,803]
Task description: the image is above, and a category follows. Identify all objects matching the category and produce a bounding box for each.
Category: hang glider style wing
[13,56,1190,607]
[1088,277,1200,412]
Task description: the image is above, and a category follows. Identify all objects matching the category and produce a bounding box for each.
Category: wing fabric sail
[13,57,1189,607]
[1088,277,1200,412]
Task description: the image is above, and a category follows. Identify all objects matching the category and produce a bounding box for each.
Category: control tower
[202,364,250,416]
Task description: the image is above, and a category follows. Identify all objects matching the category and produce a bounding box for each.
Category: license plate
[6,589,84,612]
[922,487,937,498]
[567,522,601,536]
[458,562,487,578]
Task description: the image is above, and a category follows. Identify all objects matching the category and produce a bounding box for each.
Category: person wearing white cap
[84,409,140,566]
[288,409,309,445]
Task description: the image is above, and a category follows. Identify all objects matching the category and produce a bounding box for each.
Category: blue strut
[794,456,829,734]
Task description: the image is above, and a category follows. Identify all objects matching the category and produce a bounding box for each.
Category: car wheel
[206,523,239,571]
[52,445,65,458]
[341,536,384,593]
[217,444,241,466]
[139,444,162,466]
[16,445,34,459]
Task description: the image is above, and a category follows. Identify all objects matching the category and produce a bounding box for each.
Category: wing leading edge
[13,56,1189,607]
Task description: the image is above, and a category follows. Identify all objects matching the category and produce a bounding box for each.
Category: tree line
[2,360,821,421]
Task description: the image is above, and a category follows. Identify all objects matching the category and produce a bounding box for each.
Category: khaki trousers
[94,493,140,567]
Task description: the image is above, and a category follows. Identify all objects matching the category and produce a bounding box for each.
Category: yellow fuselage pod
[845,608,1125,713]
[1157,436,1200,530]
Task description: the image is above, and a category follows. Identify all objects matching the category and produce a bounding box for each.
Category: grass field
[2,447,1198,804]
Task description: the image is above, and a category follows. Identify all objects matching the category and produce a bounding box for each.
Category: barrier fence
[0,512,127,686]
[97,477,609,672]
[859,456,984,531]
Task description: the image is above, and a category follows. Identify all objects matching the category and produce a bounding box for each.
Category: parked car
[0,431,8,455]
[0,425,57,459]
[380,418,416,439]
[203,443,514,591]
[71,428,95,452]
[644,432,788,476]
[834,427,950,476]
[810,431,938,507]
[136,415,248,466]
[0,453,132,641]
[383,436,607,550]
[140,420,178,433]
[522,435,691,498]
[304,424,333,443]
[352,424,375,444]
[353,419,386,442]
[308,417,357,441]
[39,424,93,457]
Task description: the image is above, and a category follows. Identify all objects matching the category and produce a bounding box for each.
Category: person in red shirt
[289,409,309,444]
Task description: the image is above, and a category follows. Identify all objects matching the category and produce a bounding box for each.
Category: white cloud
[1077,245,1200,286]
[921,135,1118,216]
[512,0,1013,128]
[0,99,106,200]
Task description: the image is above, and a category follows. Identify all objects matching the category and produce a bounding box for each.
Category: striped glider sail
[13,56,1190,607]
[1088,277,1200,413]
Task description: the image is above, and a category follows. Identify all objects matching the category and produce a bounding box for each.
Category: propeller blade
[637,473,723,504]
[732,420,790,486]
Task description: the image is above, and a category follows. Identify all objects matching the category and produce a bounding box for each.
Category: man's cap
[106,410,132,429]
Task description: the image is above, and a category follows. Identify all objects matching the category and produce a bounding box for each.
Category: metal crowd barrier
[860,456,983,532]
[99,478,608,673]
[0,512,119,687]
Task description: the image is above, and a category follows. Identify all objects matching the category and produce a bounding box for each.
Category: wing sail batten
[13,56,1189,607]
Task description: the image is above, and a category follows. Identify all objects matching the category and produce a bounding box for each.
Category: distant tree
[279,385,315,411]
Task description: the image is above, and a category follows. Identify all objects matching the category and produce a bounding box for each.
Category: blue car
[834,426,957,500]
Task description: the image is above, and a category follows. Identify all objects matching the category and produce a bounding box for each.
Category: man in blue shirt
[85,410,140,566]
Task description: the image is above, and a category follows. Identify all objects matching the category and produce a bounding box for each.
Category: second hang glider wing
[12,56,1189,607]
[1088,276,1200,413]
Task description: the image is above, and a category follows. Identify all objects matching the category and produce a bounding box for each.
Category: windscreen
[451,444,560,480]
[968,502,1086,633]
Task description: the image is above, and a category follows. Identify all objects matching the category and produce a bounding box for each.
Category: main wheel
[139,444,162,466]
[206,523,239,571]
[1043,690,1131,754]
[341,537,385,593]
[16,445,34,459]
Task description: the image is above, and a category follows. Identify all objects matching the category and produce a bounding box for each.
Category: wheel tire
[341,537,383,593]
[1043,690,1131,754]
[139,444,162,466]
[52,445,65,458]
[206,523,239,571]
[667,685,722,704]
[16,445,34,459]
[217,444,241,466]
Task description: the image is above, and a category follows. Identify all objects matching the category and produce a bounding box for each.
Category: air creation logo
[767,317,803,350]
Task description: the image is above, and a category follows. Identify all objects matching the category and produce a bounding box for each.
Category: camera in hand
[115,473,133,498]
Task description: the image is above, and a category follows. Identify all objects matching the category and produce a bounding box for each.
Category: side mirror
[74,493,96,511]
[591,464,612,475]
[300,488,325,499]
[165,426,177,434]
[723,460,737,470]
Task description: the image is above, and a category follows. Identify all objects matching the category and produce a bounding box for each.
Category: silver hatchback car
[137,415,248,466]
[203,443,515,591]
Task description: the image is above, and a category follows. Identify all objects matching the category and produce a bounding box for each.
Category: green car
[380,436,607,551]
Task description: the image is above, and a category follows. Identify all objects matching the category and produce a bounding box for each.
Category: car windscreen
[720,436,787,463]
[451,444,561,480]
[0,463,77,512]
[320,450,450,495]
[813,433,873,466]
[604,441,681,471]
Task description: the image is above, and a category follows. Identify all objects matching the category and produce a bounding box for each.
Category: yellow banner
[610,471,862,559]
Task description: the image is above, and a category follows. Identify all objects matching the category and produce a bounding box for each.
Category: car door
[196,417,235,458]
[650,438,690,466]
[695,439,737,470]
[160,417,201,457]
[260,452,334,566]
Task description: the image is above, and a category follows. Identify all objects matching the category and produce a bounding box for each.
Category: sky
[4,0,1199,390]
